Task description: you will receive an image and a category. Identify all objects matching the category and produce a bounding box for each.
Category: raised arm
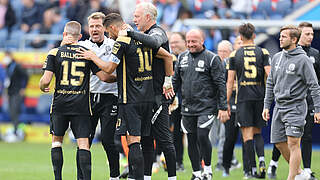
[127,28,167,49]
[76,47,118,74]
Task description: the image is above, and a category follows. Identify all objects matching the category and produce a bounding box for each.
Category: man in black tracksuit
[267,22,320,180]
[172,29,229,180]
[126,2,177,180]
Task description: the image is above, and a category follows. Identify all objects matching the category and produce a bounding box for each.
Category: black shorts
[236,100,266,128]
[50,113,91,139]
[116,103,153,137]
[181,114,215,133]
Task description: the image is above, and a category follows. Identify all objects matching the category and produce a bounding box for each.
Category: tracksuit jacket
[172,48,227,116]
[264,46,320,113]
[300,45,320,111]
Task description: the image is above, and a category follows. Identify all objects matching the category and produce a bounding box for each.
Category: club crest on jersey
[198,60,204,67]
[104,46,112,55]
[180,55,188,67]
[195,60,205,72]
[286,63,295,74]
[310,56,315,63]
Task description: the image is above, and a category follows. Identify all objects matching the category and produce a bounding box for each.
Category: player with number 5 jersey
[227,23,270,179]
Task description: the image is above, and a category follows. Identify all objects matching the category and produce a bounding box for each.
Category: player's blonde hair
[136,2,157,21]
[87,12,106,22]
[64,21,81,38]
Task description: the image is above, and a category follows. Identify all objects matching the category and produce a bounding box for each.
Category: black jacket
[172,48,227,116]
[7,61,29,96]
[300,45,320,111]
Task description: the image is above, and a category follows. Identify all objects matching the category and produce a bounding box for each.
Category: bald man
[172,29,229,180]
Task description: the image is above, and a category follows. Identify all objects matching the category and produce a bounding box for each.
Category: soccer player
[227,23,270,179]
[263,25,320,180]
[173,29,229,180]
[76,13,173,180]
[267,22,320,180]
[123,2,177,180]
[39,21,115,180]
[61,12,120,180]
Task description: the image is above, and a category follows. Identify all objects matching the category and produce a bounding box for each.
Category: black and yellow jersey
[43,44,100,115]
[112,36,159,104]
[229,45,270,102]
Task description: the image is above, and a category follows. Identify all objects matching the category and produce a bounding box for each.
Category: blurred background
[0,0,320,144]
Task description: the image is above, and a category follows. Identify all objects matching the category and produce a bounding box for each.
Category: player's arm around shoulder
[96,71,117,83]
[76,46,118,74]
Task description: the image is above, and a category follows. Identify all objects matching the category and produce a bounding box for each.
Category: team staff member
[227,23,270,178]
[39,21,114,180]
[79,12,119,180]
[296,22,319,179]
[267,22,320,180]
[173,29,229,180]
[76,13,174,180]
[219,39,241,177]
[168,32,187,172]
[124,2,177,180]
[263,25,320,180]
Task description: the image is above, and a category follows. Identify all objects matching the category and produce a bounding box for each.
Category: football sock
[253,134,265,159]
[102,141,120,177]
[301,138,312,168]
[76,147,83,180]
[269,160,278,167]
[272,145,281,162]
[78,149,91,180]
[242,139,250,173]
[204,165,212,174]
[128,142,144,180]
[51,147,63,180]
[141,136,154,176]
[244,140,256,172]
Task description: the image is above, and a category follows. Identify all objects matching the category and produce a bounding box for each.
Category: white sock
[193,171,201,177]
[304,168,312,174]
[144,175,151,180]
[168,176,176,180]
[269,160,278,167]
[109,177,119,180]
[204,165,212,174]
[258,156,265,162]
[252,167,257,174]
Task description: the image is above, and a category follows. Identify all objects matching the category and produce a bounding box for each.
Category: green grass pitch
[0,142,319,180]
